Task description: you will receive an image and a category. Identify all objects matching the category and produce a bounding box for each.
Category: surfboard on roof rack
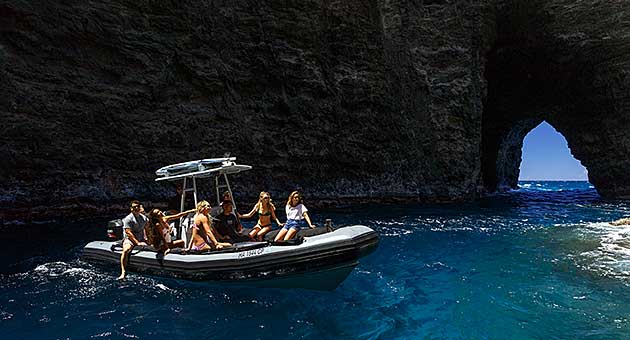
[155,157,236,177]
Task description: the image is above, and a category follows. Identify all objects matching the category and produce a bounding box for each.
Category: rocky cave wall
[481,0,630,196]
[0,0,494,219]
[2,0,630,221]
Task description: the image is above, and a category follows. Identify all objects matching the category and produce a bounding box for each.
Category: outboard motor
[324,218,334,231]
[106,219,124,240]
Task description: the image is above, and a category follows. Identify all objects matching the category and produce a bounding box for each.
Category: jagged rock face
[0,0,493,219]
[481,0,630,196]
[1,0,629,220]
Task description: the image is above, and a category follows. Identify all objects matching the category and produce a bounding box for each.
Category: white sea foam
[155,283,171,291]
[91,332,112,338]
[570,222,630,281]
[34,261,99,278]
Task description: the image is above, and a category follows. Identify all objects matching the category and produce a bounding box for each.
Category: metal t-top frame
[155,158,252,213]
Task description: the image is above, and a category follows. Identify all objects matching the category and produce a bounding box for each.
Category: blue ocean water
[2,181,630,339]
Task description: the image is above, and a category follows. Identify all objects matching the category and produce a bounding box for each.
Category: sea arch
[481,118,588,193]
[518,121,588,181]
[478,1,630,198]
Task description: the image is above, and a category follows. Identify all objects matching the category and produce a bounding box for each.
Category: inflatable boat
[83,225,378,290]
[82,157,379,289]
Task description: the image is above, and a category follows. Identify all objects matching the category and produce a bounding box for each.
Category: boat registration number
[238,248,264,259]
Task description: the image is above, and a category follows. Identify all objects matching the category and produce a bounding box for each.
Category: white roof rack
[153,156,252,218]
[155,158,252,182]
[155,163,252,182]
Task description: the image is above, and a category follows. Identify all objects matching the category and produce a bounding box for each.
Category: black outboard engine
[324,218,334,231]
[106,219,124,240]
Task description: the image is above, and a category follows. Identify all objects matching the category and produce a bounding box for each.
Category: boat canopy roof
[154,156,251,211]
[154,157,252,182]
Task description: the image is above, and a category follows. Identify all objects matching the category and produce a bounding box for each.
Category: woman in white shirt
[274,191,315,241]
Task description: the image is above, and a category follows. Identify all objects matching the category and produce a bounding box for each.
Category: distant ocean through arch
[1,181,629,339]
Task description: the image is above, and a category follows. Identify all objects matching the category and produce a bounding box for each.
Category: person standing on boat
[118,200,149,280]
[239,191,284,241]
[167,183,194,214]
[166,183,184,214]
[188,200,231,251]
[274,191,315,242]
[166,183,195,239]
[222,191,233,205]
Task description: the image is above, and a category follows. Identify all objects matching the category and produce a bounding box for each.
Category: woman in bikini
[187,200,231,251]
[145,208,194,254]
[239,191,284,241]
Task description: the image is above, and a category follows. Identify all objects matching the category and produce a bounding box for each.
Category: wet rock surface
[482,0,630,195]
[1,0,629,220]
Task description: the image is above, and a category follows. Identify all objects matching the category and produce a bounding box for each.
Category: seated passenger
[220,190,238,214]
[239,191,283,241]
[215,200,251,242]
[275,191,315,242]
[188,200,231,251]
[119,200,149,280]
[146,208,194,254]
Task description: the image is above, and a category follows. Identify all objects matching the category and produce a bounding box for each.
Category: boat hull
[82,225,378,290]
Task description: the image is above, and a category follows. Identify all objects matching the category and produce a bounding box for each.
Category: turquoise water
[2,181,630,339]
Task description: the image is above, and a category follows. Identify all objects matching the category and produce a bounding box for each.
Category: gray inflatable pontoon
[84,157,379,289]
[82,225,378,290]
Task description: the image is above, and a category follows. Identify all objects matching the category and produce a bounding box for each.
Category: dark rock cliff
[1,0,629,220]
[482,0,630,196]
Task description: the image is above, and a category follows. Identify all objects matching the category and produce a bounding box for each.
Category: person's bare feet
[117,273,126,280]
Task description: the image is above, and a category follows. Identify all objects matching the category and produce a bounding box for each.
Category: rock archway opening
[481,117,590,193]
[478,1,630,198]
[519,121,588,182]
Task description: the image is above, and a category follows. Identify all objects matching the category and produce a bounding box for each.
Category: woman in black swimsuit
[239,191,284,241]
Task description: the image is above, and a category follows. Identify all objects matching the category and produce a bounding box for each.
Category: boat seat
[109,242,159,253]
[269,237,304,246]
[263,226,331,242]
[184,241,268,255]
[109,241,267,255]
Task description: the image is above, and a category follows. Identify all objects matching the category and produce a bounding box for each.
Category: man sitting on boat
[215,200,251,242]
[188,200,231,251]
[118,200,149,280]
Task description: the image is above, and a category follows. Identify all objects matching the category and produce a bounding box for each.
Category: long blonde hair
[257,191,275,212]
[196,200,210,213]
[286,191,301,207]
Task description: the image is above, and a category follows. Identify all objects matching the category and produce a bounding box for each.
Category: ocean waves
[3,181,630,339]
[554,222,630,283]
